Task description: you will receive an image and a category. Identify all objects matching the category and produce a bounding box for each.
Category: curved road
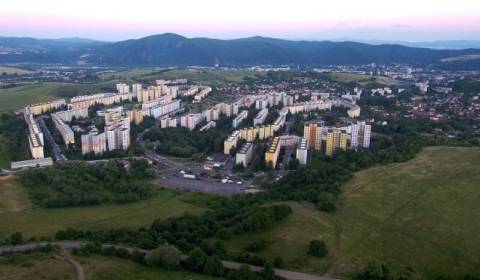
[0,241,338,280]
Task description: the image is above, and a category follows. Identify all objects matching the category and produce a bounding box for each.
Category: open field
[0,178,209,238]
[103,69,263,87]
[0,82,116,113]
[80,255,221,280]
[326,72,399,86]
[0,251,221,280]
[227,146,480,279]
[0,251,75,280]
[0,66,34,75]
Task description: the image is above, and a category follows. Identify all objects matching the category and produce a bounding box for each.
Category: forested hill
[1,33,480,69]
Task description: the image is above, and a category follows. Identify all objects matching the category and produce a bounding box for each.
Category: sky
[1,0,480,42]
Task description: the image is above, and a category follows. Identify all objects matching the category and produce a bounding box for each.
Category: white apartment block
[81,128,107,155]
[232,110,248,128]
[253,108,268,126]
[116,83,130,94]
[160,117,178,128]
[296,138,308,165]
[132,83,142,94]
[52,113,75,146]
[199,121,216,132]
[150,100,181,118]
[180,113,203,131]
[351,121,371,149]
[55,108,88,122]
[236,142,253,167]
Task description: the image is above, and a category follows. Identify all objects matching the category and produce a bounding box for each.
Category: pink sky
[1,0,480,41]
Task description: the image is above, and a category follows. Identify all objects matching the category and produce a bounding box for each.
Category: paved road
[0,241,338,280]
[37,117,67,161]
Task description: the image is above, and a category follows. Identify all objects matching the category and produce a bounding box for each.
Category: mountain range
[1,33,480,69]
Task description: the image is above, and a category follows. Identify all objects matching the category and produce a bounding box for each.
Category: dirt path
[59,246,85,280]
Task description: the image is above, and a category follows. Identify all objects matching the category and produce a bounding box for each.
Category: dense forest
[18,159,155,207]
[143,127,227,158]
[0,114,29,168]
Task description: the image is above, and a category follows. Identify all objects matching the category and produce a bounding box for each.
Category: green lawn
[0,82,116,113]
[0,178,210,238]
[227,146,480,279]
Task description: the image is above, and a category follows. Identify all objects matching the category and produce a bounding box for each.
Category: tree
[261,261,276,280]
[10,232,23,245]
[316,191,336,212]
[307,239,328,257]
[233,264,259,280]
[203,256,224,276]
[273,256,284,268]
[144,244,182,270]
[185,247,207,272]
[355,261,394,280]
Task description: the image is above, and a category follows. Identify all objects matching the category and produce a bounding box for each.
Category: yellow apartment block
[265,137,281,168]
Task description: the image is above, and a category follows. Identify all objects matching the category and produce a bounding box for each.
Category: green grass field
[0,82,116,113]
[0,178,209,238]
[326,72,399,86]
[227,146,480,279]
[0,251,76,280]
[103,69,262,87]
[80,255,222,280]
[0,251,221,280]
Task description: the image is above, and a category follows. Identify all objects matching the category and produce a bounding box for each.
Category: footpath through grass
[227,146,480,279]
[0,178,209,238]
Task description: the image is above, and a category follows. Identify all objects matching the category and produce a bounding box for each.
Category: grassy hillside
[0,251,220,280]
[80,255,221,280]
[102,69,262,87]
[227,146,480,279]
[0,82,115,113]
[0,178,209,238]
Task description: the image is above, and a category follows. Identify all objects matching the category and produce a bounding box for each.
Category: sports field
[227,146,480,279]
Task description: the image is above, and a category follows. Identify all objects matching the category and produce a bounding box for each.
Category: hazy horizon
[2,0,480,42]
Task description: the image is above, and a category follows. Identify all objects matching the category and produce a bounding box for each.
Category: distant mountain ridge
[1,33,480,69]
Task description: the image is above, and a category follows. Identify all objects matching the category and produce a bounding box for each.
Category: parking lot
[159,176,246,195]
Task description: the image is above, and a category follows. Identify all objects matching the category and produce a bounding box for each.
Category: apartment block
[232,110,248,128]
[265,137,281,169]
[236,142,253,167]
[296,138,308,165]
[224,130,240,155]
[52,113,75,146]
[253,108,268,126]
[28,99,66,115]
[81,128,107,155]
[180,113,203,131]
[303,121,324,151]
[325,128,348,157]
[54,108,88,122]
[351,121,371,149]
[116,83,130,94]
